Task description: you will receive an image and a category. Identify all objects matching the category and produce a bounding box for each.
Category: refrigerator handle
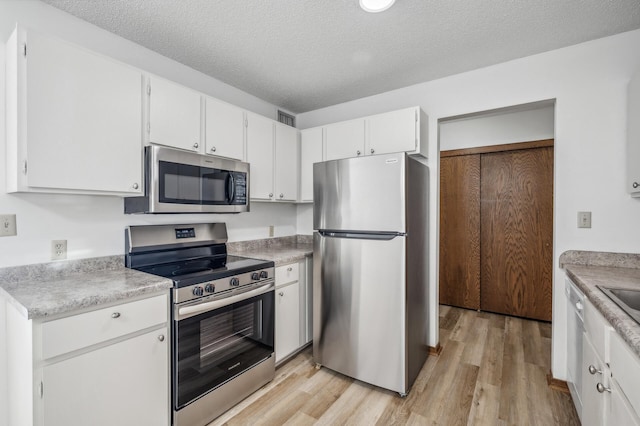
[318,231,406,240]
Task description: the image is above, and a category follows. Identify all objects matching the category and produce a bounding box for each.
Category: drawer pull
[111,312,121,319]
[588,365,602,375]
[596,383,611,393]
[279,292,284,297]
[287,267,293,272]
[158,334,165,342]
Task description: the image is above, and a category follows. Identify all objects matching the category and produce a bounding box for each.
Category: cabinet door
[205,97,244,160]
[610,380,640,426]
[275,281,300,363]
[22,28,143,194]
[300,128,323,202]
[582,333,606,426]
[628,71,640,196]
[325,119,365,161]
[274,123,298,201]
[42,328,169,426]
[366,107,417,155]
[149,76,201,152]
[246,112,274,200]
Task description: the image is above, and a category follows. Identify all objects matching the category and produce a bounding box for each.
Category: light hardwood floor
[210,306,579,425]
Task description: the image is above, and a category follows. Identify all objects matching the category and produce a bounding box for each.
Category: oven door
[173,282,274,411]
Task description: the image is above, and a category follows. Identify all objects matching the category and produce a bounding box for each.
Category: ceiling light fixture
[359,0,396,13]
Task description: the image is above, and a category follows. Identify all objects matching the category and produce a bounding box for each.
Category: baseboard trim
[428,344,442,356]
[546,372,570,393]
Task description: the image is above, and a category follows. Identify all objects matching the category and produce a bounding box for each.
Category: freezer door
[313,232,407,393]
[313,153,406,232]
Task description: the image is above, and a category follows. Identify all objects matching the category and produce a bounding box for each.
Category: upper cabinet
[299,127,323,202]
[274,123,299,201]
[628,71,640,196]
[5,25,144,195]
[148,76,201,153]
[204,97,245,160]
[247,112,275,200]
[325,119,366,161]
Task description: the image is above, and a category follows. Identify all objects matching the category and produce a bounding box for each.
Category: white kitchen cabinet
[610,380,640,426]
[274,123,299,201]
[275,275,300,363]
[3,293,170,426]
[204,97,245,160]
[5,25,143,195]
[582,333,607,426]
[627,70,640,196]
[610,330,640,422]
[148,76,201,153]
[299,127,323,202]
[366,107,419,155]
[246,112,275,200]
[325,118,366,161]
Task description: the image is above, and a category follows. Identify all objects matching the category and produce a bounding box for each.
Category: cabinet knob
[370,149,375,154]
[596,383,611,393]
[193,142,199,149]
[269,193,273,198]
[279,292,284,297]
[634,182,639,189]
[132,183,139,190]
[211,146,216,152]
[280,193,284,198]
[287,267,293,271]
[111,312,121,319]
[158,334,165,342]
[356,150,361,156]
[588,365,601,375]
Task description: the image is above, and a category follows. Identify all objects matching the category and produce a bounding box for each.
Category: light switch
[0,214,17,237]
[578,211,592,228]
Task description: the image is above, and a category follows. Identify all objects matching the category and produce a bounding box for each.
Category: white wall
[439,104,555,150]
[297,29,640,380]
[0,1,297,268]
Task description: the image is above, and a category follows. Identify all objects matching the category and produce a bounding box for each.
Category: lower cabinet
[274,257,313,364]
[4,292,170,426]
[581,333,606,426]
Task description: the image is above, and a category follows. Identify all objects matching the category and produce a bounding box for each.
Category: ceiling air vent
[278,110,295,127]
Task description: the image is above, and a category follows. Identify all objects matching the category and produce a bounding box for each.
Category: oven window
[174,291,274,409]
[159,161,246,205]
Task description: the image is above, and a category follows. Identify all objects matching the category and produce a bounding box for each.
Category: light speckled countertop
[560,251,640,358]
[0,255,173,320]
[228,235,313,265]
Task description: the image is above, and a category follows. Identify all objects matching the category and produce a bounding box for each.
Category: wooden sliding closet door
[480,147,553,321]
[439,155,481,310]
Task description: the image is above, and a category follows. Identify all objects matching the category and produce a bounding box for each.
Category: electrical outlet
[578,211,592,228]
[269,225,274,237]
[51,240,67,261]
[0,214,17,237]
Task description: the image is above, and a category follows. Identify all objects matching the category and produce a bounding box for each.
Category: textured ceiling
[41,0,640,113]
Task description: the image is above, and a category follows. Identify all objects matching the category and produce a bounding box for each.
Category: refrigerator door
[313,231,406,393]
[313,153,406,233]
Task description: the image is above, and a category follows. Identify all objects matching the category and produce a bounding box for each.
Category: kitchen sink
[598,286,640,325]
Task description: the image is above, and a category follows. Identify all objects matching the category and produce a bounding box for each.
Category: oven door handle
[177,281,274,320]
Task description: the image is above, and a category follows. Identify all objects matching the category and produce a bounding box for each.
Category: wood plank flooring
[210,306,578,425]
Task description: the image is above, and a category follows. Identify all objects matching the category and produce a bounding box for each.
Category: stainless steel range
[125,223,275,426]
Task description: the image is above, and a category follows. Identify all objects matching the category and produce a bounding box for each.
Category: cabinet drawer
[610,331,640,416]
[584,299,612,362]
[276,263,299,287]
[42,294,168,359]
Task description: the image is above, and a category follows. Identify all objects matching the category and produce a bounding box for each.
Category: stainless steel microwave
[124,145,249,214]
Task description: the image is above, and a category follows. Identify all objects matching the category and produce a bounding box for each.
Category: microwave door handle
[227,173,235,203]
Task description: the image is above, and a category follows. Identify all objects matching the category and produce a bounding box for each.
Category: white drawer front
[42,294,168,359]
[276,263,299,287]
[610,331,640,417]
[584,299,612,362]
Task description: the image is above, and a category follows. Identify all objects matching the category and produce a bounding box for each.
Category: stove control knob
[260,270,268,279]
[204,284,215,293]
[251,272,260,280]
[192,286,204,297]
[230,277,240,287]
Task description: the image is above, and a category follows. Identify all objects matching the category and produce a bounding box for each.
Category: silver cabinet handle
[111,312,121,319]
[193,142,199,149]
[280,193,284,198]
[132,183,139,190]
[576,301,583,311]
[634,182,639,189]
[588,365,601,375]
[370,149,375,154]
[596,383,611,393]
[287,267,293,271]
[158,335,165,342]
[269,193,273,198]
[279,292,284,296]
[211,146,216,152]
[356,150,361,156]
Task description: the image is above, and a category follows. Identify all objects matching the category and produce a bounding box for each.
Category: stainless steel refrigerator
[313,152,429,396]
